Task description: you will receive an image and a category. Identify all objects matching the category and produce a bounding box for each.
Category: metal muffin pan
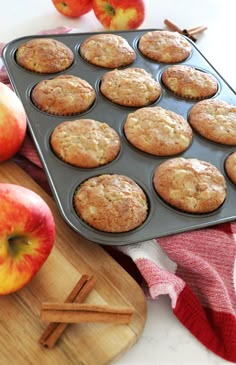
[3,29,236,246]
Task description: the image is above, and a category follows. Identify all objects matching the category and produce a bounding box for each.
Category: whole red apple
[0,83,27,163]
[51,0,93,18]
[0,184,55,295]
[92,0,145,30]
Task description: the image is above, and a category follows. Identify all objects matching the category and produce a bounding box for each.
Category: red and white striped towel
[1,27,236,363]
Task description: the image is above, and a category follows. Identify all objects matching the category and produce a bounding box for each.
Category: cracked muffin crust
[124,106,192,156]
[153,157,227,213]
[50,119,120,168]
[80,33,136,68]
[100,67,161,107]
[16,38,74,73]
[225,152,236,184]
[73,174,148,232]
[31,74,96,115]
[138,30,191,63]
[161,65,218,100]
[189,99,236,145]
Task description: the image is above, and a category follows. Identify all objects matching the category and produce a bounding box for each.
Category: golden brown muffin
[50,119,120,168]
[15,38,74,73]
[73,174,148,232]
[153,157,226,213]
[189,99,236,145]
[138,30,191,63]
[80,33,136,68]
[100,67,161,107]
[225,152,236,184]
[124,106,192,156]
[31,75,96,115]
[161,65,218,100]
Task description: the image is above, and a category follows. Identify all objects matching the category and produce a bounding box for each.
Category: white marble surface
[1,1,236,364]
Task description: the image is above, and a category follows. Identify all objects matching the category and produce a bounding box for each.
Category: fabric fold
[121,228,236,362]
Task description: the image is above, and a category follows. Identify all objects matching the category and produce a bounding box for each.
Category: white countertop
[1,1,236,364]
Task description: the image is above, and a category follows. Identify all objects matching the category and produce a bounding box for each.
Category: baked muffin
[15,38,74,73]
[73,174,148,232]
[189,99,236,145]
[31,75,96,115]
[50,119,120,168]
[138,30,191,63]
[124,106,192,156]
[225,152,236,184]
[100,67,161,107]
[153,157,226,213]
[80,33,136,68]
[161,65,218,100]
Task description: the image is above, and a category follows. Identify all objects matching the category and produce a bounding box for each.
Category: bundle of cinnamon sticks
[164,19,208,42]
[39,274,134,348]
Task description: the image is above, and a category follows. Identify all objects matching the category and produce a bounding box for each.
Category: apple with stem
[51,0,93,18]
[0,82,27,163]
[92,0,145,30]
[0,184,56,295]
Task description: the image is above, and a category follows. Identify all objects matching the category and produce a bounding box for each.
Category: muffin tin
[2,29,236,246]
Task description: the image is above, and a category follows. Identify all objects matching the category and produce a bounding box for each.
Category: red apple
[51,0,93,18]
[0,83,27,163]
[92,0,145,30]
[0,183,55,295]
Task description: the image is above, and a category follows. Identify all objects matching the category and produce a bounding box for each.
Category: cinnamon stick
[187,26,208,36]
[187,25,205,33]
[39,274,97,348]
[40,302,134,324]
[164,19,207,36]
[164,19,183,34]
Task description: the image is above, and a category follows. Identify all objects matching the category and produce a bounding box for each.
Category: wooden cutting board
[0,160,147,365]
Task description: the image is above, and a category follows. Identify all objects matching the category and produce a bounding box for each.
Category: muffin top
[100,67,161,107]
[80,33,136,68]
[16,38,74,73]
[138,30,191,63]
[31,75,96,115]
[73,174,148,232]
[225,152,236,184]
[50,119,120,168]
[161,65,218,99]
[189,99,236,145]
[124,106,192,156]
[153,157,226,213]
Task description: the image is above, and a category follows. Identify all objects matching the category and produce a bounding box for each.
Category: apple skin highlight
[0,184,55,295]
[0,82,27,163]
[92,0,145,30]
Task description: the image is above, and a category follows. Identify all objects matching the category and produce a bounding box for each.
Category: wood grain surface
[0,160,147,365]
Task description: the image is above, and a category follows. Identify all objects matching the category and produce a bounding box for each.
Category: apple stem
[8,235,30,245]
[8,235,31,256]
[104,4,116,16]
